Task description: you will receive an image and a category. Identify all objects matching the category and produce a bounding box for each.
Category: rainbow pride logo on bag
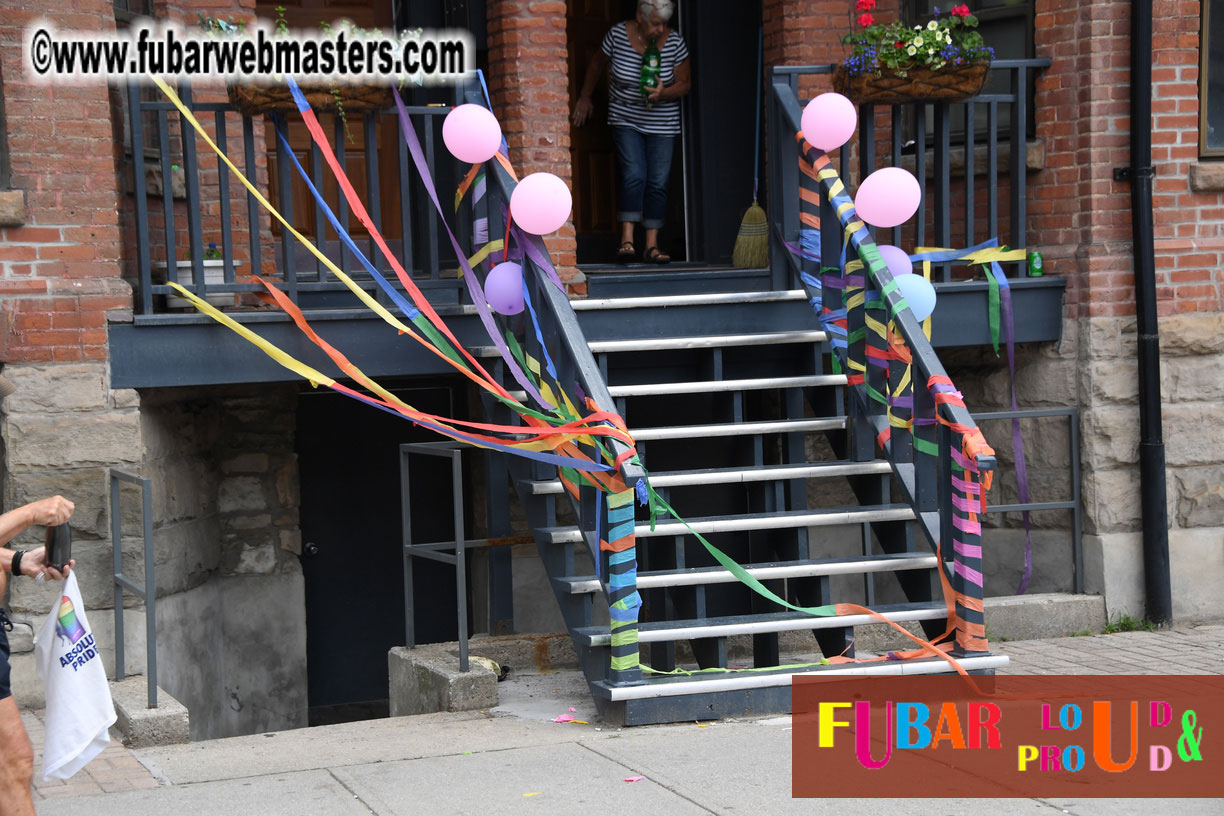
[54,596,85,645]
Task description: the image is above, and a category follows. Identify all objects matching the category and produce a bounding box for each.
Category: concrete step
[588,329,826,354]
[607,373,845,398]
[520,459,889,496]
[631,416,845,442]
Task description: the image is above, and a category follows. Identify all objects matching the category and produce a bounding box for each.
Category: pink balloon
[876,244,913,277]
[509,173,572,235]
[801,92,857,152]
[855,167,920,229]
[485,262,524,315]
[442,104,502,164]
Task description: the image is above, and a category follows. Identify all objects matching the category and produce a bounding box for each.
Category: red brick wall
[486,0,580,290]
[0,0,130,363]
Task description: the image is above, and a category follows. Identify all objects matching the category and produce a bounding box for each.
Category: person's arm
[572,49,610,127]
[0,496,75,579]
[647,57,691,103]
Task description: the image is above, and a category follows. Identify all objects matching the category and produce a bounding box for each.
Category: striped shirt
[600,23,689,136]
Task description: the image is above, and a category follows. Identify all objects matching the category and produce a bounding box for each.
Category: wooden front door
[257,0,401,249]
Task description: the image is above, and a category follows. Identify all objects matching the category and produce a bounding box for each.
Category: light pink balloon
[442,104,502,164]
[855,167,921,229]
[801,92,857,152]
[876,244,913,277]
[510,173,572,235]
[485,262,524,315]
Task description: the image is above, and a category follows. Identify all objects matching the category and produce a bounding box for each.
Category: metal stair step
[520,459,890,495]
[607,373,845,398]
[536,504,915,545]
[573,601,947,647]
[591,654,1010,702]
[554,552,938,595]
[631,416,845,442]
[587,330,826,354]
[569,289,808,312]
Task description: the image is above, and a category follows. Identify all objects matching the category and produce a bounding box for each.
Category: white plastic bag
[33,572,117,780]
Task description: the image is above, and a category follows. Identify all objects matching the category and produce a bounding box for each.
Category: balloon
[876,244,913,278]
[801,92,857,152]
[855,167,921,228]
[442,104,502,164]
[895,273,937,321]
[509,173,572,235]
[485,262,524,315]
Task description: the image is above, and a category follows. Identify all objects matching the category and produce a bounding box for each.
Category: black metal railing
[767,60,1049,289]
[769,69,1007,656]
[126,80,472,316]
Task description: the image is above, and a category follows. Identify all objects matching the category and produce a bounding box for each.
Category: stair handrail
[768,71,995,657]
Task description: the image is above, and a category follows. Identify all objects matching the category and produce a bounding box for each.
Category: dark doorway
[297,380,469,726]
[567,1,761,267]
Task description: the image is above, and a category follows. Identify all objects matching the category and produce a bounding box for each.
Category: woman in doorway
[572,0,691,264]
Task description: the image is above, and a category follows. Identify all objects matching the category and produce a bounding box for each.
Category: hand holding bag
[33,572,118,780]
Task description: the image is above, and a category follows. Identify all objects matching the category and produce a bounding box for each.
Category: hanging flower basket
[832,62,989,105]
[226,83,392,116]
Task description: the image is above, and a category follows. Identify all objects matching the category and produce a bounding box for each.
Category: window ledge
[0,189,25,227]
[1189,162,1224,192]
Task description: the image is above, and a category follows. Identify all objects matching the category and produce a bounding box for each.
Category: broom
[733,27,768,268]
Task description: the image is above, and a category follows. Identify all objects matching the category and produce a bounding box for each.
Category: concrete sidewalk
[26,623,1224,815]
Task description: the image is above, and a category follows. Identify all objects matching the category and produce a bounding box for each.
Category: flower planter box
[152,259,241,309]
[833,62,989,105]
[227,83,392,116]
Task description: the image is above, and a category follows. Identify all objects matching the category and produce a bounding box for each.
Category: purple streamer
[994,261,1034,594]
[390,89,551,409]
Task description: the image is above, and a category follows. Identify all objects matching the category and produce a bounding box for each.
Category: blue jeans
[611,127,675,230]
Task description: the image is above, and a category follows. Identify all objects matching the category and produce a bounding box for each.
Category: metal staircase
[463,72,1006,725]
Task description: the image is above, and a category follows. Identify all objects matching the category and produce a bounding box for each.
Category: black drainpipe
[1129,0,1172,625]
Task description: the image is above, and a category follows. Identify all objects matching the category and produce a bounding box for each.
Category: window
[1201,0,1224,156]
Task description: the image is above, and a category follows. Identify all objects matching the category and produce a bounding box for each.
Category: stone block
[1079,407,1138,471]
[1,364,108,413]
[1169,527,1224,620]
[218,476,266,513]
[1081,468,1141,536]
[388,644,498,717]
[1159,311,1224,356]
[0,189,25,225]
[1083,316,1137,360]
[983,358,1076,408]
[111,388,140,409]
[4,411,143,469]
[1190,161,1224,193]
[1163,403,1224,466]
[1163,354,1224,403]
[1175,467,1224,528]
[235,543,278,574]
[7,622,34,653]
[110,676,190,748]
[1082,533,1144,620]
[222,453,268,474]
[6,467,112,538]
[984,592,1107,640]
[1081,357,1138,406]
[979,528,1079,595]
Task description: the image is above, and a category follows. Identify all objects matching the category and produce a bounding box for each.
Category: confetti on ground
[524,792,541,797]
[624,776,645,783]
[697,724,709,728]
[553,714,575,723]
[568,707,576,713]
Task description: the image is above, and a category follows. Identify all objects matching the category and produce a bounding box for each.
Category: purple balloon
[442,104,502,164]
[855,167,921,229]
[485,262,524,315]
[801,92,857,152]
[876,244,913,277]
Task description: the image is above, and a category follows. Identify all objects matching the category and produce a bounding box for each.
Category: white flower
[913,36,924,46]
[927,20,939,30]
[915,25,922,30]
[907,45,917,56]
[945,33,953,43]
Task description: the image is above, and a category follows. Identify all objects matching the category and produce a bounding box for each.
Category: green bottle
[1027,250,1044,277]
[640,39,661,96]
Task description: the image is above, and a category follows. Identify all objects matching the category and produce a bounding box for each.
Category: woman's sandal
[616,242,636,263]
[644,246,671,264]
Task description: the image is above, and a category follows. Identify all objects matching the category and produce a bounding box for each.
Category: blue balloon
[894,273,937,321]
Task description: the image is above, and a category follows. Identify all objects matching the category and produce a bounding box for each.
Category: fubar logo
[793,675,1219,798]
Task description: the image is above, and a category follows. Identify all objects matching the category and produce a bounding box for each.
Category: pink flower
[951,4,971,16]
[857,12,874,26]
[855,0,876,11]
